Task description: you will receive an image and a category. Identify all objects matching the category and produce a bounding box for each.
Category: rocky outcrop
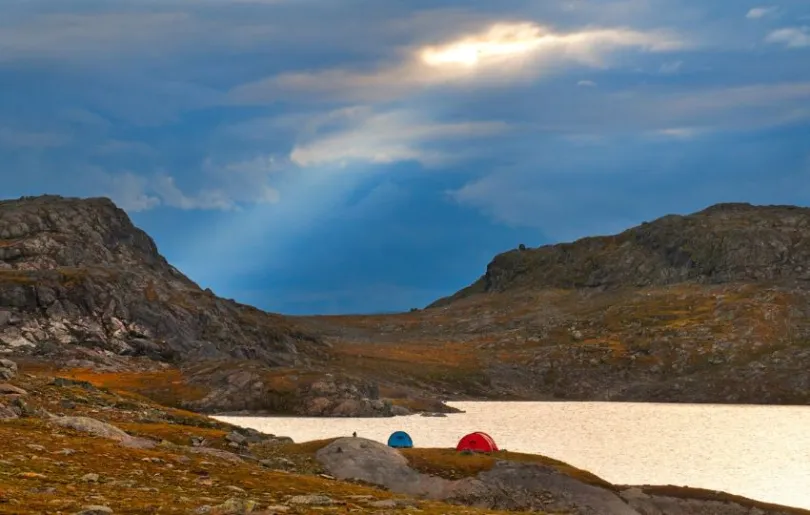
[315,438,805,515]
[316,438,636,513]
[0,195,323,367]
[0,358,16,380]
[186,365,409,417]
[431,203,810,306]
[50,415,157,449]
[0,195,440,416]
[5,195,810,411]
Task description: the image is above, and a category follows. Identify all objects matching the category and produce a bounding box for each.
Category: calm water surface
[216,402,810,510]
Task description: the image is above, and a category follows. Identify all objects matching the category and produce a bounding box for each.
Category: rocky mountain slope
[0,195,321,365]
[300,203,810,405]
[0,195,440,417]
[430,203,810,306]
[2,195,809,409]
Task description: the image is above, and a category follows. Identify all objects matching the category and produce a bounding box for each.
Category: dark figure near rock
[352,432,357,437]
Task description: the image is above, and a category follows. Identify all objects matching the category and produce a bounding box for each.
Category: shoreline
[2,359,810,514]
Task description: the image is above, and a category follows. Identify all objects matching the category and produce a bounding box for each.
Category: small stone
[224,431,246,445]
[260,457,294,469]
[212,498,257,514]
[11,397,32,417]
[225,485,246,493]
[0,403,19,420]
[368,500,398,508]
[262,507,289,514]
[0,359,17,380]
[287,494,333,506]
[81,473,100,483]
[18,472,47,479]
[0,384,27,395]
[26,444,46,452]
[74,506,113,515]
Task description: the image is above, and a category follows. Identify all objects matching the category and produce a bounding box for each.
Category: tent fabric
[456,431,498,452]
[387,431,414,448]
[473,431,499,451]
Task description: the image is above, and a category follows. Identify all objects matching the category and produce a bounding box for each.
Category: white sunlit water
[216,401,810,510]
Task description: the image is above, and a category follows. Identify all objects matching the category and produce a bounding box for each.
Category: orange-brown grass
[632,485,810,515]
[329,340,490,392]
[246,438,341,475]
[333,341,477,367]
[305,312,423,330]
[0,420,508,515]
[400,448,613,489]
[281,438,341,456]
[8,372,224,434]
[59,368,208,408]
[259,369,323,393]
[115,422,228,447]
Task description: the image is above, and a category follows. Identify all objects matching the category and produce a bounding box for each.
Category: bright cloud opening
[419,23,549,67]
[230,21,686,103]
[418,22,684,69]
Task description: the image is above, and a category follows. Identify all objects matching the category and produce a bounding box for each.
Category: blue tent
[387,431,413,448]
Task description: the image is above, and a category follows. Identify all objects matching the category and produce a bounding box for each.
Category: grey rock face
[432,203,810,305]
[0,195,323,367]
[316,438,423,489]
[315,438,803,515]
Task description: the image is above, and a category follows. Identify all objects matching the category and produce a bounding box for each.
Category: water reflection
[217,401,810,509]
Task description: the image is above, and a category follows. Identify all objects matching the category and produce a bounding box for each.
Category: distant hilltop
[430,202,810,307]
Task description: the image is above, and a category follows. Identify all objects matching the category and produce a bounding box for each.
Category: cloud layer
[2,0,810,313]
[231,21,686,103]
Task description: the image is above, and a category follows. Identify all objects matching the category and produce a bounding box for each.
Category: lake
[216,401,810,510]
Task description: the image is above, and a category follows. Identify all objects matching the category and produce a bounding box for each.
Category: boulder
[50,415,156,449]
[315,438,421,487]
[0,402,19,419]
[74,506,113,515]
[0,383,27,395]
[0,358,16,380]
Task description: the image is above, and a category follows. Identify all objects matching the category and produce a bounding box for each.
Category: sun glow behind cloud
[418,22,684,69]
[230,21,686,103]
[419,23,547,67]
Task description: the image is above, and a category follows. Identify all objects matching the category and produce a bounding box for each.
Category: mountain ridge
[2,194,809,411]
[429,201,810,308]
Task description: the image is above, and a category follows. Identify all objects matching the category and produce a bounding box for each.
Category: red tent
[456,431,498,453]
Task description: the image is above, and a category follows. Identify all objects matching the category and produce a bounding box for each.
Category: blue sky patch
[1,0,809,313]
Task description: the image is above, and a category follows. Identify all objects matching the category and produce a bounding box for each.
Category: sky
[2,0,809,314]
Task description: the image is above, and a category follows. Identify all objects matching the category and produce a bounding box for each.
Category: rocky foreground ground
[1,358,808,515]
